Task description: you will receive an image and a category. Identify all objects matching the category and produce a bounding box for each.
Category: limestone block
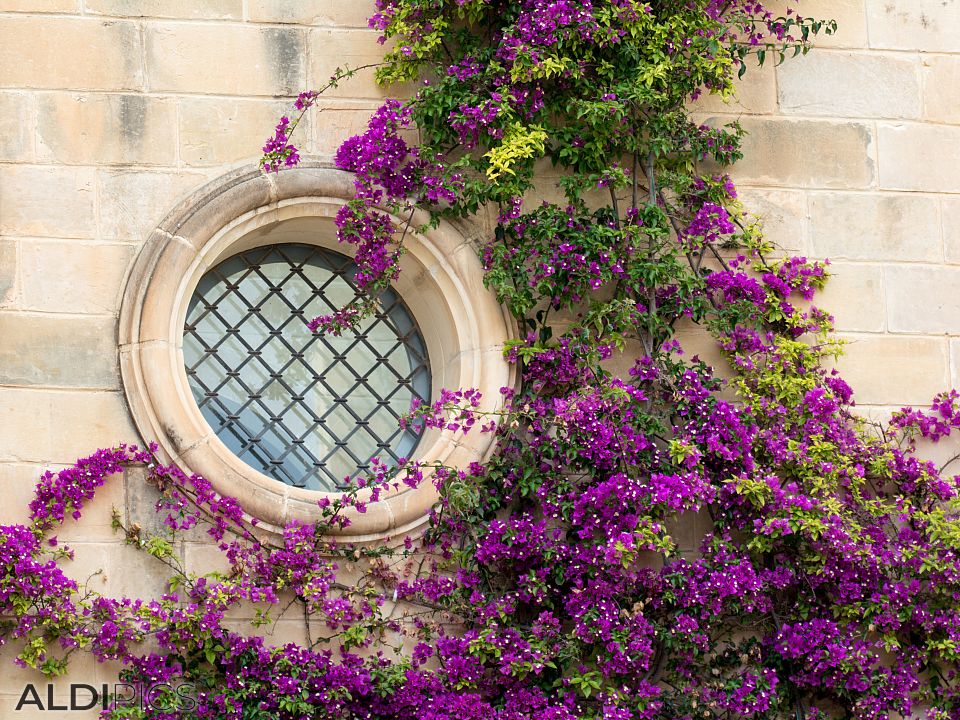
[249,0,375,27]
[692,61,777,116]
[0,313,118,389]
[885,265,960,335]
[3,0,79,10]
[0,92,35,161]
[64,540,172,600]
[183,542,233,577]
[146,23,305,96]
[922,56,960,125]
[866,0,960,52]
[20,241,133,314]
[312,99,386,154]
[0,389,138,463]
[778,51,920,119]
[721,118,875,189]
[308,29,408,98]
[832,335,948,406]
[0,462,46,526]
[0,165,97,238]
[97,169,209,242]
[878,124,960,193]
[952,339,960,391]
[36,94,177,166]
[0,17,142,91]
[0,238,17,308]
[765,0,868,49]
[86,0,242,19]
[814,262,885,333]
[736,187,807,254]
[179,97,297,166]
[809,192,941,262]
[944,197,960,264]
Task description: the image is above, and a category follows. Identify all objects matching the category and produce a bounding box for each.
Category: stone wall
[0,0,958,714]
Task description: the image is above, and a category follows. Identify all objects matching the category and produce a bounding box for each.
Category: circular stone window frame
[119,162,517,541]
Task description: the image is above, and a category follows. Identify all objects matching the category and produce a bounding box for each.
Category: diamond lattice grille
[182,243,431,491]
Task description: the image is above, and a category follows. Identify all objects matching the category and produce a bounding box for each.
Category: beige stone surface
[146,23,305,96]
[809,192,942,262]
[0,313,118,388]
[877,123,960,193]
[36,93,177,166]
[0,17,142,91]
[0,92,35,162]
[833,335,949,405]
[766,0,868,49]
[0,463,46,526]
[778,51,920,119]
[866,0,960,52]
[20,241,133,314]
[725,118,875,189]
[308,29,403,98]
[815,263,885,333]
[97,169,209,241]
[311,99,385,154]
[64,540,172,599]
[944,197,960,264]
[179,97,296,166]
[885,265,960,335]
[922,56,960,125]
[736,187,807,254]
[693,62,777,116]
[0,388,137,463]
[0,239,17,308]
[86,0,242,19]
[2,0,79,10]
[0,165,97,238]
[249,0,376,27]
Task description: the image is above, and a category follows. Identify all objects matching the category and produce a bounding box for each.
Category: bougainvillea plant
[9,1,960,719]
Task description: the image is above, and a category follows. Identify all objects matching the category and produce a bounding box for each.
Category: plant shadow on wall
[8,2,960,719]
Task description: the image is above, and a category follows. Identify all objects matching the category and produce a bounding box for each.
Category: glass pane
[183,243,431,491]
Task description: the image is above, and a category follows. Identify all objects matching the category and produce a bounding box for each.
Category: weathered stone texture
[809,192,942,262]
[85,0,243,19]
[922,56,960,125]
[0,389,137,463]
[0,165,97,238]
[832,335,949,406]
[866,0,960,52]
[249,0,376,26]
[308,29,409,98]
[878,124,960,193]
[0,18,142,91]
[0,93,35,161]
[0,313,118,388]
[885,266,960,334]
[20,241,133,314]
[37,93,177,165]
[725,118,875,189]
[778,51,920,119]
[179,97,298,165]
[693,62,777,116]
[146,23,305,96]
[815,263,886,333]
[97,169,210,241]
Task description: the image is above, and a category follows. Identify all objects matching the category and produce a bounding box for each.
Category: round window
[120,163,515,537]
[182,243,431,492]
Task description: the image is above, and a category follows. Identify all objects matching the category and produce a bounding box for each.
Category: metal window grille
[182,243,431,491]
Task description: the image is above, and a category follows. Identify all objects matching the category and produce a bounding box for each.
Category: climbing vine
[7,2,960,719]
